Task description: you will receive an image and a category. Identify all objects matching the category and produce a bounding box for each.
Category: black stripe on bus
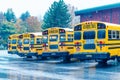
[61,44,81,46]
[97,43,120,46]
[108,39,120,41]
[61,45,74,46]
[36,49,42,50]
[108,46,120,49]
[33,47,42,48]
[60,41,73,42]
[67,47,74,49]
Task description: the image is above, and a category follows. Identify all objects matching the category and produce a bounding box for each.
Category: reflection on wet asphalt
[0,50,120,80]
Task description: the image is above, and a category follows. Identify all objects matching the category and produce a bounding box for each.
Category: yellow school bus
[33,33,43,59]
[17,32,42,58]
[8,34,19,54]
[42,27,74,61]
[73,21,120,63]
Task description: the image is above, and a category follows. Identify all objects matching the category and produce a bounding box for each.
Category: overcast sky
[0,0,120,18]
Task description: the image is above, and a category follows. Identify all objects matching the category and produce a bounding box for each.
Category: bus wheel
[63,56,71,62]
[27,56,32,58]
[42,57,48,60]
[37,56,42,60]
[98,59,107,64]
[117,56,120,62]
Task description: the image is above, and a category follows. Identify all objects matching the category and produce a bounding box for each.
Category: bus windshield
[50,35,58,42]
[83,31,95,39]
[43,36,48,43]
[12,39,17,44]
[74,32,81,40]
[68,34,73,41]
[98,30,106,39]
[23,39,29,44]
[30,38,34,44]
[60,35,65,42]
[37,38,42,44]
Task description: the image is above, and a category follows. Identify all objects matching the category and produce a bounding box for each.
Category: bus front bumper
[8,51,12,54]
[17,52,37,57]
[72,52,110,60]
[8,51,18,54]
[42,52,69,57]
[17,53,25,57]
[27,52,37,56]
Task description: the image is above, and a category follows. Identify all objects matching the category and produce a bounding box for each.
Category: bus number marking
[83,24,96,29]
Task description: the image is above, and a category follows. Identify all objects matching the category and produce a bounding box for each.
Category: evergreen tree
[4,8,16,23]
[42,0,71,29]
[20,11,30,21]
[0,21,16,46]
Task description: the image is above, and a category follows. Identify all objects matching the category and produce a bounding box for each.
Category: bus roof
[76,21,120,27]
[62,28,73,31]
[9,34,20,37]
[30,32,42,35]
[43,27,73,31]
[22,32,42,36]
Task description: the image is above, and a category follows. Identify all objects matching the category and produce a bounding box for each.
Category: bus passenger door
[74,31,82,53]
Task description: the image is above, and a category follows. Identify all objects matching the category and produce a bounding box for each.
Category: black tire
[36,55,43,60]
[63,56,71,62]
[26,56,32,58]
[42,57,48,60]
[98,59,107,64]
[117,56,120,62]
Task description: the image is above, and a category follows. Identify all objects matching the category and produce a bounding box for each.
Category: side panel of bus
[107,26,120,58]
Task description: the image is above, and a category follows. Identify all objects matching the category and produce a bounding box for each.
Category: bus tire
[42,57,48,60]
[27,56,32,58]
[117,56,120,62]
[37,56,42,60]
[98,59,107,64]
[63,56,71,62]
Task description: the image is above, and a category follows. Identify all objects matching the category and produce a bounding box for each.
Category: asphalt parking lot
[0,50,120,80]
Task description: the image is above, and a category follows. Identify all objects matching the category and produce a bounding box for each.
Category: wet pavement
[0,50,120,80]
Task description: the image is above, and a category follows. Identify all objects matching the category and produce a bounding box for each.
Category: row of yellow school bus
[8,21,120,63]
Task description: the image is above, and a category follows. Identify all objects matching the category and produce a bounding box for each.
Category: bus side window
[37,38,42,44]
[60,35,66,42]
[112,30,116,39]
[117,31,119,39]
[119,31,120,39]
[108,30,112,39]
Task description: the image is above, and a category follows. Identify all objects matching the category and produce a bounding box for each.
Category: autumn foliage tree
[26,16,41,32]
[15,19,27,33]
